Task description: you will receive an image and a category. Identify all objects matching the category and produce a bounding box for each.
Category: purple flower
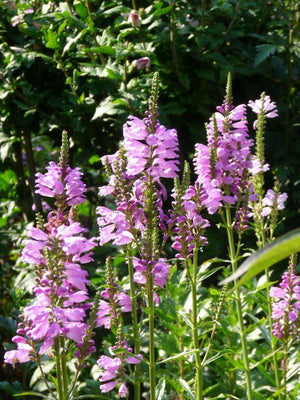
[270,270,300,339]
[123,116,179,178]
[5,157,94,365]
[248,95,278,119]
[128,9,141,27]
[132,57,150,70]
[193,102,254,214]
[97,343,142,396]
[36,161,86,205]
[96,289,131,329]
[261,189,288,217]
[132,257,171,289]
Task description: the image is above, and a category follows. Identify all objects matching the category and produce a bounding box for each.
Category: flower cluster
[193,102,254,215]
[5,139,95,365]
[98,340,142,397]
[36,161,87,206]
[270,269,300,339]
[248,94,278,130]
[96,287,131,330]
[261,189,288,217]
[123,115,179,178]
[97,106,180,289]
[170,170,210,259]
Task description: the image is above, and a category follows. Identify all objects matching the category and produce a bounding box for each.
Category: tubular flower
[270,270,300,339]
[97,113,180,247]
[36,161,87,205]
[170,183,210,259]
[5,155,95,364]
[97,341,143,397]
[95,288,132,330]
[123,115,179,179]
[261,189,288,217]
[193,102,254,214]
[248,94,278,129]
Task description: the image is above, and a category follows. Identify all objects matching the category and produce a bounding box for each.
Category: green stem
[54,337,64,400]
[187,247,203,400]
[60,337,68,399]
[147,273,156,400]
[35,353,58,400]
[127,245,141,400]
[282,340,288,399]
[225,205,253,400]
[194,250,203,400]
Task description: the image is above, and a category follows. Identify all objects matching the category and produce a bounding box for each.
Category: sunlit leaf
[220,228,300,287]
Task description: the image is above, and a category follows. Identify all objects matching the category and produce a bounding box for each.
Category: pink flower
[119,383,128,397]
[128,10,141,27]
[36,162,86,205]
[123,116,179,178]
[4,348,32,364]
[270,270,300,338]
[132,57,150,70]
[248,95,278,129]
[261,189,288,217]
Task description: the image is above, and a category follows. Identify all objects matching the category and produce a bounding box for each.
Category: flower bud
[128,10,141,27]
[132,57,150,70]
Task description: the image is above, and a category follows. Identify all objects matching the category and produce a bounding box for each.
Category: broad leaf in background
[220,228,300,287]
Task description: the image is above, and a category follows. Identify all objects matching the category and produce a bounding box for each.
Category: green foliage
[222,228,300,286]
[1,0,300,399]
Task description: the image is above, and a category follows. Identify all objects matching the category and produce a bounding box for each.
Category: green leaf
[202,350,228,366]
[45,30,59,49]
[74,1,88,19]
[178,379,195,399]
[14,392,54,399]
[156,378,166,400]
[254,44,277,67]
[220,228,300,287]
[157,349,199,364]
[88,155,101,165]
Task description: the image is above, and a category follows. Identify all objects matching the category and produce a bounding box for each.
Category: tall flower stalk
[5,132,96,400]
[248,92,286,398]
[270,255,300,398]
[97,72,180,398]
[171,161,210,399]
[192,73,255,399]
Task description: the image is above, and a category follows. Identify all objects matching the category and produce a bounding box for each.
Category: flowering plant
[3,75,299,400]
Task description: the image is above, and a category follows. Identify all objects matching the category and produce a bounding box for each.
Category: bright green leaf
[220,228,300,287]
[156,378,166,400]
[178,379,195,399]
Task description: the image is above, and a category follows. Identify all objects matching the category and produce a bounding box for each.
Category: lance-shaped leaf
[220,228,300,287]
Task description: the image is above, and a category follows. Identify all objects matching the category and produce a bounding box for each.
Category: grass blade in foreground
[220,228,300,286]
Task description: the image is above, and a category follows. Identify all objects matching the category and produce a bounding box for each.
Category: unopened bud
[128,10,141,27]
[132,57,150,70]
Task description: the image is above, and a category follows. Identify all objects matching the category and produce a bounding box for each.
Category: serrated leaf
[220,228,300,287]
[254,44,277,67]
